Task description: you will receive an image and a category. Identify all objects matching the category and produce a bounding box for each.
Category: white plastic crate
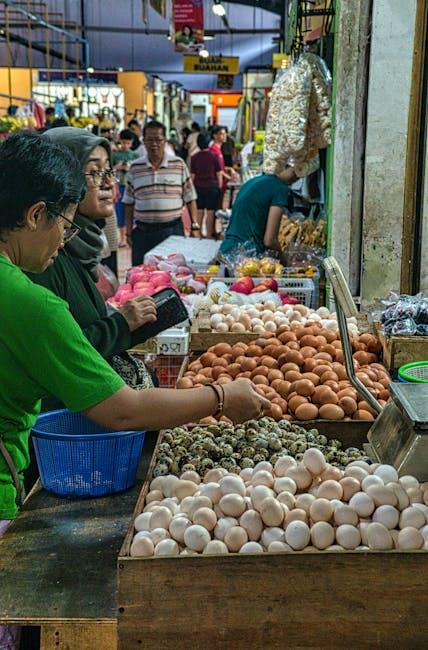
[208,276,315,307]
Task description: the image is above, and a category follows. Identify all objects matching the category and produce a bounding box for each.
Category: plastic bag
[96,263,119,300]
[376,291,428,336]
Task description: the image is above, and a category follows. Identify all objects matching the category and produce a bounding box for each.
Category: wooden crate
[375,322,428,373]
[190,312,258,351]
[117,427,428,649]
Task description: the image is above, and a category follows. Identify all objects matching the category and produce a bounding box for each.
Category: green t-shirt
[0,255,125,519]
[112,149,139,185]
[219,174,290,256]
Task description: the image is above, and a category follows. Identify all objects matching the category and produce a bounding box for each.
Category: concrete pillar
[360,0,418,306]
[421,137,428,293]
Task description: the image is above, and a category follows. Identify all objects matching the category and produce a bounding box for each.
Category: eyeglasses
[84,169,119,187]
[58,212,81,244]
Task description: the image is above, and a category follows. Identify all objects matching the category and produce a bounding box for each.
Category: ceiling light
[86,67,94,73]
[199,48,210,58]
[203,35,215,41]
[117,67,124,72]
[212,2,226,17]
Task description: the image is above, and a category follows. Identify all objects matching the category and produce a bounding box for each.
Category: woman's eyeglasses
[85,169,119,187]
[58,213,81,244]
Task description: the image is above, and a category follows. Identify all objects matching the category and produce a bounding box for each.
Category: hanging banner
[184,55,240,74]
[173,0,204,52]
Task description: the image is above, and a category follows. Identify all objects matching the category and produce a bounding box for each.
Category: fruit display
[205,303,360,335]
[152,418,368,478]
[177,329,388,422]
[131,450,428,556]
[278,216,327,252]
[229,276,280,296]
[110,255,206,306]
[235,257,283,277]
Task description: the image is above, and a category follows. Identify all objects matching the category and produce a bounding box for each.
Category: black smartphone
[131,288,189,345]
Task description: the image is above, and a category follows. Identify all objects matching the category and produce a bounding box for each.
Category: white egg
[255,303,264,311]
[222,304,233,314]
[264,301,276,312]
[262,313,276,323]
[211,304,223,314]
[215,323,229,333]
[210,314,224,328]
[230,307,241,320]
[374,465,399,484]
[225,314,236,326]
[264,321,277,333]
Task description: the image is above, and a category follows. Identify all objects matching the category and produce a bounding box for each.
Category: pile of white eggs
[131,449,428,557]
[208,304,360,335]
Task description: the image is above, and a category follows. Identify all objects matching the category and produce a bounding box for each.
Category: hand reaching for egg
[222,379,271,425]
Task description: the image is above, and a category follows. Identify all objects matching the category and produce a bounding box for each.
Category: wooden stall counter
[0,432,158,650]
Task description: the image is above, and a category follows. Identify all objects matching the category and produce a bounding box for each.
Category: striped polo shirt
[122,153,197,224]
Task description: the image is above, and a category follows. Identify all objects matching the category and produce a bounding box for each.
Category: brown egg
[277,324,291,336]
[378,389,390,401]
[226,363,241,378]
[194,373,212,385]
[339,396,358,415]
[214,343,232,356]
[338,380,352,390]
[321,371,339,384]
[319,329,337,343]
[184,371,195,378]
[319,404,345,420]
[358,401,377,416]
[280,362,300,374]
[263,345,282,359]
[253,338,269,348]
[352,341,367,352]
[246,345,263,357]
[301,372,320,386]
[240,357,258,372]
[353,409,375,421]
[272,397,287,412]
[216,375,233,385]
[314,352,333,363]
[295,403,319,421]
[211,357,229,368]
[335,351,345,363]
[324,380,340,392]
[303,358,319,372]
[253,375,269,386]
[315,335,328,347]
[300,335,318,348]
[278,331,298,344]
[377,373,390,388]
[269,403,283,421]
[268,369,284,383]
[199,416,218,425]
[176,377,194,389]
[335,366,348,381]
[231,345,247,359]
[277,380,291,399]
[260,356,279,369]
[319,344,337,357]
[288,341,302,351]
[283,350,304,366]
[251,366,269,379]
[356,372,374,388]
[271,378,284,392]
[300,346,317,359]
[188,360,203,372]
[353,351,370,366]
[332,340,342,349]
[284,370,302,383]
[295,379,315,397]
[312,386,339,405]
[199,367,213,378]
[288,395,309,413]
[312,364,332,378]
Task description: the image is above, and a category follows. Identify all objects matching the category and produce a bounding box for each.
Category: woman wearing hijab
[0,133,269,648]
[28,127,156,390]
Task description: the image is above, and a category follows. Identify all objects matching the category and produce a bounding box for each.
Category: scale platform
[368,383,428,480]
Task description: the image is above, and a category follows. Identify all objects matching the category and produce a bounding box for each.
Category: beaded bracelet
[206,383,224,417]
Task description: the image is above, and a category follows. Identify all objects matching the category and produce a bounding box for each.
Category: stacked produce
[206,303,360,335]
[152,418,368,478]
[177,329,388,422]
[235,257,283,277]
[131,449,428,557]
[278,215,327,252]
[110,254,206,306]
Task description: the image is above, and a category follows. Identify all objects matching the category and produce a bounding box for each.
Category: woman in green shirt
[0,133,268,523]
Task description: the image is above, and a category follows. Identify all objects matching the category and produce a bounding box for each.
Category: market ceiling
[0,0,281,91]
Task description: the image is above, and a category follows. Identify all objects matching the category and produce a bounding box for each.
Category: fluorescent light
[212,2,226,17]
[199,48,210,58]
[86,67,95,73]
[204,35,215,41]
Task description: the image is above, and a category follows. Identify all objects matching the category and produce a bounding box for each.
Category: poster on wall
[173,0,204,52]
[217,74,234,90]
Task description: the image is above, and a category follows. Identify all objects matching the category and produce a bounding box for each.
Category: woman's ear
[23,201,47,231]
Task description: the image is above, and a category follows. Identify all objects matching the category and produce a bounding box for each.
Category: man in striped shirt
[123,120,198,266]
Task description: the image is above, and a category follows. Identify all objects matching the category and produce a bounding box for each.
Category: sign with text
[184,55,240,75]
[173,0,204,52]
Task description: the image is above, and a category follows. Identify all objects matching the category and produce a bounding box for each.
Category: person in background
[221,126,235,168]
[128,118,146,156]
[219,168,297,259]
[178,126,191,161]
[190,133,222,239]
[112,128,139,247]
[209,125,236,208]
[124,120,199,265]
[186,121,201,163]
[0,134,269,648]
[44,106,55,128]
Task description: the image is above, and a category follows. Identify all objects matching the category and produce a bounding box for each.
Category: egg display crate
[116,425,428,650]
[374,322,428,374]
[207,276,315,307]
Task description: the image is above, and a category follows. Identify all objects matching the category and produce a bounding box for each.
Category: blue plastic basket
[32,410,145,498]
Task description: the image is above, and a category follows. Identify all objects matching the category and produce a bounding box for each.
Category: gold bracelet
[206,383,224,418]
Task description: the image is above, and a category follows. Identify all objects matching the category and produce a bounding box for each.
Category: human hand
[222,379,271,424]
[119,295,157,332]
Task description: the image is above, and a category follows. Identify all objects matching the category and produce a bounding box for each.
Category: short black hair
[197,133,210,149]
[127,119,140,129]
[0,133,85,235]
[119,128,135,140]
[45,106,55,116]
[191,121,201,131]
[212,126,226,136]
[143,120,166,137]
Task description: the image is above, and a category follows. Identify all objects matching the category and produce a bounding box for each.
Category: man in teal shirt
[219,169,296,258]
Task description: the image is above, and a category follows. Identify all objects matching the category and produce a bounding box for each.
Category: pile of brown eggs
[177,325,390,422]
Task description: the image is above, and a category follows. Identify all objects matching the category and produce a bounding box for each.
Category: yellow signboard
[183,55,240,75]
[272,53,291,69]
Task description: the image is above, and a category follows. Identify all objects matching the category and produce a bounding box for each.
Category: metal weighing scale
[323,257,428,480]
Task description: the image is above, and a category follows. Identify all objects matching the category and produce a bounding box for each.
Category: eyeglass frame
[45,205,81,244]
[84,168,119,187]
